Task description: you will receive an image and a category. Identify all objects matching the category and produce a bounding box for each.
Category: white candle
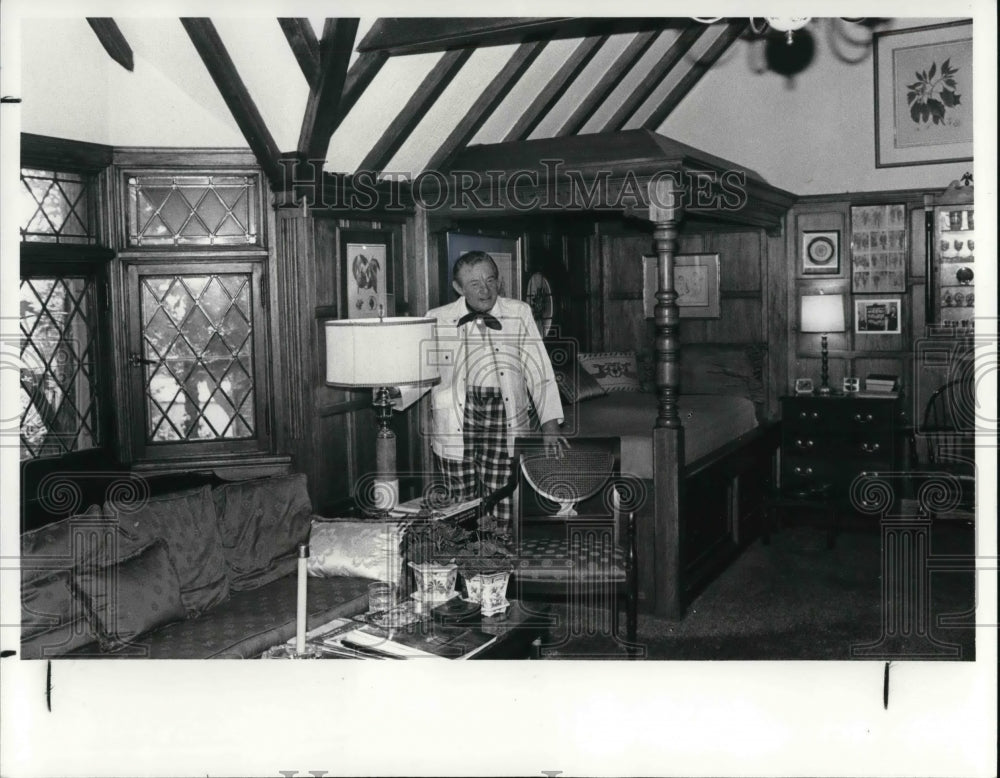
[295,543,308,654]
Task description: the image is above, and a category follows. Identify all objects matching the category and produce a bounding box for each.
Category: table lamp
[325,316,440,512]
[800,293,845,395]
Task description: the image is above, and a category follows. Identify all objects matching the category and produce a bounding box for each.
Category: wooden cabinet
[780,395,901,507]
[928,187,975,330]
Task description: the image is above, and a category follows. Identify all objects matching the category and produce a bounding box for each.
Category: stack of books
[860,374,899,398]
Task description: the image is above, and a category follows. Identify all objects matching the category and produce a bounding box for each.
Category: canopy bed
[428,129,796,619]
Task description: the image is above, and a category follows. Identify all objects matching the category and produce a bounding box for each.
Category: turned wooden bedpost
[649,177,684,620]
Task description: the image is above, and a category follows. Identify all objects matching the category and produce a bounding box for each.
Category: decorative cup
[939,239,950,253]
[949,211,963,230]
[953,240,964,253]
[967,211,974,230]
[953,292,965,307]
[367,581,394,614]
[943,292,953,307]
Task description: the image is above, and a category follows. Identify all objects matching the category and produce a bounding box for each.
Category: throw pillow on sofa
[307,519,404,585]
[578,351,642,393]
[111,485,230,616]
[72,538,186,652]
[212,473,312,591]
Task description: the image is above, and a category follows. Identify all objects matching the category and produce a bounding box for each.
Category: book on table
[312,613,497,660]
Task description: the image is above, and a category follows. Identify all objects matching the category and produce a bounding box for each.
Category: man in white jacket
[395,251,566,534]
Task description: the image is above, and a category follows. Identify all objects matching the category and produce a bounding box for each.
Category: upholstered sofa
[20,473,377,659]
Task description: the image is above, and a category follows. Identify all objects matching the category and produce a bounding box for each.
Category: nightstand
[779,394,903,510]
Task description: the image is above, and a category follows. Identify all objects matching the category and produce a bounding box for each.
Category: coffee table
[263,599,553,660]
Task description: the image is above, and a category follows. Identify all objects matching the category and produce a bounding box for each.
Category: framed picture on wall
[445,232,522,301]
[855,298,902,334]
[850,204,907,293]
[642,253,721,319]
[802,231,840,275]
[874,21,974,167]
[341,229,393,319]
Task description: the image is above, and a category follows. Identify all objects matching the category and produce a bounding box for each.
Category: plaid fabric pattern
[435,387,514,534]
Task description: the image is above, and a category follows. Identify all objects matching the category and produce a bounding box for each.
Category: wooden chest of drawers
[780,395,901,506]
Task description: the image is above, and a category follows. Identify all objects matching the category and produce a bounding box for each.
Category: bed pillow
[557,362,607,404]
[307,519,405,585]
[578,351,642,393]
[212,473,313,592]
[73,539,186,652]
[115,486,230,616]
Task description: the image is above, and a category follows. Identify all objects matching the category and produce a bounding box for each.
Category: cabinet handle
[793,466,814,476]
[861,442,881,454]
[798,411,821,420]
[853,413,874,423]
[795,439,815,449]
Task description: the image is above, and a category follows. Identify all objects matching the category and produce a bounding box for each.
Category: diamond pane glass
[20,169,95,244]
[127,174,259,246]
[139,273,256,442]
[20,276,101,459]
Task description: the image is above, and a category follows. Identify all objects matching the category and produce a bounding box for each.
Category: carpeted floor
[539,522,977,661]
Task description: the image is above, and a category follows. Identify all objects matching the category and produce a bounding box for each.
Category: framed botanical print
[643,253,721,319]
[874,21,973,167]
[802,231,840,275]
[850,204,907,293]
[341,229,393,318]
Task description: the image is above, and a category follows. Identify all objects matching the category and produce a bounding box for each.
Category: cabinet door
[931,203,975,330]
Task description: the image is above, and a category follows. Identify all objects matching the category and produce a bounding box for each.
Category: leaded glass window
[138,273,257,443]
[126,174,259,247]
[20,169,95,244]
[20,277,101,459]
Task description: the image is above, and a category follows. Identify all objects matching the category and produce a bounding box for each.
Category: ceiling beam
[338,50,389,121]
[278,18,320,88]
[503,34,608,142]
[598,25,705,132]
[358,48,474,173]
[297,18,359,162]
[180,18,284,189]
[641,20,748,130]
[426,40,548,173]
[554,30,660,137]
[357,17,687,56]
[86,18,134,71]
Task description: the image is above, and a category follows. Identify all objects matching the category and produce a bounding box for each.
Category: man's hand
[541,419,569,459]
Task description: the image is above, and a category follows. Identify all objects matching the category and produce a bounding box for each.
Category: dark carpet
[539,522,977,661]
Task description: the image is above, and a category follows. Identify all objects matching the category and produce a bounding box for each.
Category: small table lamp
[325,316,440,512]
[800,293,845,395]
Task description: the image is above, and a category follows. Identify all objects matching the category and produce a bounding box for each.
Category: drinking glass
[367,581,394,614]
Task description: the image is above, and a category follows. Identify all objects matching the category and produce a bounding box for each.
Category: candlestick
[295,543,308,654]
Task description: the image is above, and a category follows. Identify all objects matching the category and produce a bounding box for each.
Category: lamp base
[815,384,834,396]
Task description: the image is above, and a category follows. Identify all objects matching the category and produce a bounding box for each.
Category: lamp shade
[325,317,440,388]
[800,294,845,333]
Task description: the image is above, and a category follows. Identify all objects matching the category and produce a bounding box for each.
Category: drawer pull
[793,466,814,476]
[853,413,874,423]
[861,442,881,454]
[794,439,815,449]
[798,411,821,420]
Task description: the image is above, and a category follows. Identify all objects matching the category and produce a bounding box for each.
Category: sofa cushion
[114,486,230,616]
[578,351,642,393]
[20,614,98,659]
[308,519,405,585]
[212,473,313,591]
[73,539,186,652]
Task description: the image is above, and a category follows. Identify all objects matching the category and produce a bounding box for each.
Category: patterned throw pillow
[73,539,186,652]
[577,352,642,393]
[307,520,405,585]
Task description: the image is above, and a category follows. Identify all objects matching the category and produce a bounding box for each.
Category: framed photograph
[802,231,840,275]
[341,229,393,319]
[445,232,522,301]
[855,298,902,334]
[643,253,721,319]
[843,377,861,393]
[874,21,973,167]
[850,204,907,293]
[794,378,814,396]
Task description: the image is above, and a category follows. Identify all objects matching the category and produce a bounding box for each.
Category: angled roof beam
[278,18,321,88]
[298,18,359,163]
[358,48,474,173]
[181,18,284,189]
[503,34,608,142]
[641,20,748,130]
[554,30,659,137]
[86,18,134,71]
[426,40,548,173]
[337,50,389,121]
[357,17,686,55]
[599,25,705,133]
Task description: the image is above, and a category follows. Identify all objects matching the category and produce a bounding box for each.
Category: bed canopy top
[431,128,797,231]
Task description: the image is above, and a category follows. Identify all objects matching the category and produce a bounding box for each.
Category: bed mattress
[563,393,759,480]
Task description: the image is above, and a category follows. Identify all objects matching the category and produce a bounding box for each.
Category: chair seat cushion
[513,537,626,582]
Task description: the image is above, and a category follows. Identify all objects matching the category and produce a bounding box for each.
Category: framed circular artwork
[802,230,841,275]
[526,272,554,337]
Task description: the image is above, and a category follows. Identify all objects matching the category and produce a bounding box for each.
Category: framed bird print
[341,229,394,319]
